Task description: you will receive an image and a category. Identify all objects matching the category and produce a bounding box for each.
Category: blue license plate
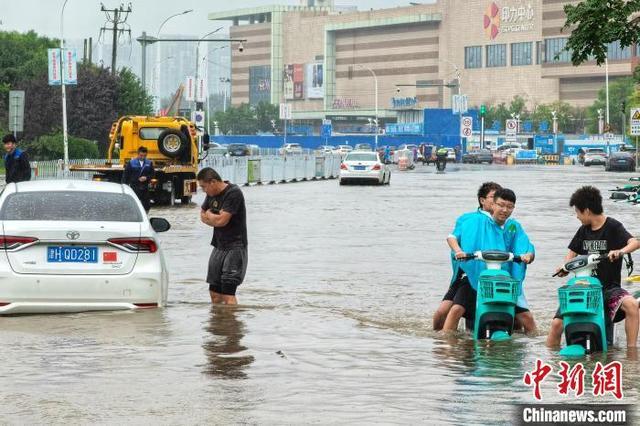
[47,246,98,263]
[354,165,366,170]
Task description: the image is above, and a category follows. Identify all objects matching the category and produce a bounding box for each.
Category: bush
[22,132,99,161]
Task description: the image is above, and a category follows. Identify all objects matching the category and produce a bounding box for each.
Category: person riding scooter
[435,145,448,171]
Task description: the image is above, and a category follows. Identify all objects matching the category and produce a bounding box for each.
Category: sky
[0,0,426,39]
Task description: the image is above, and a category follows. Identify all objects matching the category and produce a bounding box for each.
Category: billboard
[306,63,323,99]
[249,65,271,105]
[284,64,294,100]
[284,64,305,100]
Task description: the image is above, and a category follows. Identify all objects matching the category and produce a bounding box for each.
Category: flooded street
[2,164,640,424]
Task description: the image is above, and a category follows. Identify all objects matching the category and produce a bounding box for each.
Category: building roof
[208,5,331,21]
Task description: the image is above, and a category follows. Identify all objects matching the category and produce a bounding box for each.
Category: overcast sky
[0,0,424,40]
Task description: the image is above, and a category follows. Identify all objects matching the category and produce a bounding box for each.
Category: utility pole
[99,3,132,75]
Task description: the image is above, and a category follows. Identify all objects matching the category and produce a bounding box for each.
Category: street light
[194,27,224,111]
[356,64,378,151]
[154,9,193,113]
[60,0,70,174]
[152,56,174,109]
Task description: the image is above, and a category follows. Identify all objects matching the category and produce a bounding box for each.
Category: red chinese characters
[557,361,585,397]
[592,361,623,400]
[523,359,553,401]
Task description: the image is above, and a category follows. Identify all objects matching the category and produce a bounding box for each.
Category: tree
[23,132,99,160]
[254,102,280,133]
[585,77,635,133]
[116,67,153,116]
[563,0,640,65]
[213,102,280,135]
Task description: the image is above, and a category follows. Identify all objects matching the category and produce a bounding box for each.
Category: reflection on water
[202,307,254,379]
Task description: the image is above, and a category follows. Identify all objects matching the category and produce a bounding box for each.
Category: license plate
[354,165,366,170]
[47,246,98,263]
[617,160,627,164]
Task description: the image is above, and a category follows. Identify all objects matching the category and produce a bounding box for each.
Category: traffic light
[480,104,486,117]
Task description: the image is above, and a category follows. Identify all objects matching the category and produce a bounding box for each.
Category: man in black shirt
[3,134,31,184]
[198,167,248,305]
[547,186,639,348]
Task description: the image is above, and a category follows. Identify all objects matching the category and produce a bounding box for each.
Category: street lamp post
[551,110,558,136]
[597,108,604,134]
[60,0,70,174]
[356,64,378,151]
[194,27,223,114]
[152,56,174,107]
[155,10,193,113]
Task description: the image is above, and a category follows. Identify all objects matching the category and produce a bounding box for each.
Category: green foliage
[564,0,640,66]
[116,67,153,116]
[22,132,99,161]
[213,102,280,135]
[585,77,635,133]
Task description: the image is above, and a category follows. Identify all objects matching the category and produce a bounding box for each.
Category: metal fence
[29,155,341,186]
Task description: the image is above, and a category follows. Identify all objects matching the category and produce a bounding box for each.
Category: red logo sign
[484,2,500,40]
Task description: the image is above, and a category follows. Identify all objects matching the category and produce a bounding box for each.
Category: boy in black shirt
[547,186,639,348]
[198,167,248,305]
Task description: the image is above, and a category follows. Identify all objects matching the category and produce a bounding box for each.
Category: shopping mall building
[208,0,636,133]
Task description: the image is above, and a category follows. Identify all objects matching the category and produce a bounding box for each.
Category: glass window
[464,46,482,69]
[607,40,631,60]
[138,127,167,140]
[511,42,532,66]
[345,153,378,162]
[486,44,507,67]
[1,192,143,222]
[544,38,571,63]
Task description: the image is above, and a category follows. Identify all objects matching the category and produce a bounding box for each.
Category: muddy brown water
[2,164,640,424]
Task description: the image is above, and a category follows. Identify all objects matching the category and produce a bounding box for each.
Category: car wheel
[339,180,345,186]
[157,129,188,158]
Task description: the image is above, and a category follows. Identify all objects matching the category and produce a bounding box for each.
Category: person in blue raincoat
[432,181,502,331]
[123,146,154,212]
[442,188,536,333]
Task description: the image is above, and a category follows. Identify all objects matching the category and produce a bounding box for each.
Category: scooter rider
[435,145,448,170]
[432,182,502,331]
[442,188,536,333]
[546,186,640,348]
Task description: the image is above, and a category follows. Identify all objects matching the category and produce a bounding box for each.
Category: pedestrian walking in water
[198,167,248,305]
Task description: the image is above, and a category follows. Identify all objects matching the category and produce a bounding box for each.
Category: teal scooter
[554,254,608,357]
[462,250,522,341]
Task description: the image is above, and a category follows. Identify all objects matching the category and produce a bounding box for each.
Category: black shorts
[453,279,529,321]
[207,246,248,296]
[553,286,631,323]
[442,270,466,301]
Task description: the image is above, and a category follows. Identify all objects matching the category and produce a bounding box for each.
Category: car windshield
[1,191,143,222]
[138,127,168,140]
[288,144,301,148]
[228,144,247,150]
[345,153,378,162]
[586,149,605,154]
[339,145,352,149]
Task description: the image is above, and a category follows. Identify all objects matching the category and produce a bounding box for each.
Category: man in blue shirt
[123,146,154,212]
[2,134,31,184]
[433,182,502,330]
[442,188,536,334]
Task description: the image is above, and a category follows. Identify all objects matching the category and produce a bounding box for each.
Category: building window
[607,40,631,60]
[535,41,542,64]
[544,37,571,63]
[464,46,482,69]
[486,44,507,67]
[511,42,532,66]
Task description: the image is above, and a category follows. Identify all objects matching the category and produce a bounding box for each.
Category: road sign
[48,49,62,85]
[279,103,292,120]
[8,90,25,133]
[506,119,517,136]
[631,108,640,136]
[452,95,468,114]
[62,48,78,85]
[321,123,332,138]
[460,116,472,138]
[185,76,195,102]
[191,110,205,134]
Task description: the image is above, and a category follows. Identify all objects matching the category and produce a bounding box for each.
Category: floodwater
[2,164,640,424]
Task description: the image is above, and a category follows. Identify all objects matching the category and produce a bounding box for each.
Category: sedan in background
[228,143,251,156]
[605,151,636,172]
[339,151,390,185]
[0,180,171,315]
[280,143,303,155]
[462,149,493,164]
[317,145,335,154]
[335,145,353,155]
[354,143,373,151]
[583,148,607,166]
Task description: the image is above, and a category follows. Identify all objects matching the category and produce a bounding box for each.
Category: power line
[99,3,132,75]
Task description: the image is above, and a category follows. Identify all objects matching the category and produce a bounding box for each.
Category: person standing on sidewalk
[198,167,248,305]
[2,134,31,184]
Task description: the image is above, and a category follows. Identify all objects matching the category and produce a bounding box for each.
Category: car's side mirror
[150,217,171,233]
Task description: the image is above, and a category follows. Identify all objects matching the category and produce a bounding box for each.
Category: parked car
[335,145,353,155]
[0,180,170,315]
[210,145,229,156]
[462,149,493,164]
[446,148,457,161]
[317,145,335,154]
[605,151,635,172]
[247,144,261,156]
[583,147,607,166]
[228,143,251,156]
[354,143,373,151]
[280,143,303,155]
[339,151,390,185]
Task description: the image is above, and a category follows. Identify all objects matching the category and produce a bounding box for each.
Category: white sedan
[339,151,391,185]
[0,180,170,314]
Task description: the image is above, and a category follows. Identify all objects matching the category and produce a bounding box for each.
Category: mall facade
[208,0,636,133]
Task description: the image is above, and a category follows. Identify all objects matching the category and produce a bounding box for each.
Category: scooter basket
[478,277,520,304]
[558,285,602,316]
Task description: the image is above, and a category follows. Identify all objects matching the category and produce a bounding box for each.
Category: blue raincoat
[448,209,490,285]
[455,213,535,309]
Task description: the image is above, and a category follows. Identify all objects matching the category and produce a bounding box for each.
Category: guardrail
[29,155,341,186]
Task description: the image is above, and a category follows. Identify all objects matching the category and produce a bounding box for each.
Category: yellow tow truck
[70,115,209,205]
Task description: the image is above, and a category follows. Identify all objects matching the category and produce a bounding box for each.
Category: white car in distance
[334,145,353,155]
[0,180,171,315]
[339,151,391,185]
